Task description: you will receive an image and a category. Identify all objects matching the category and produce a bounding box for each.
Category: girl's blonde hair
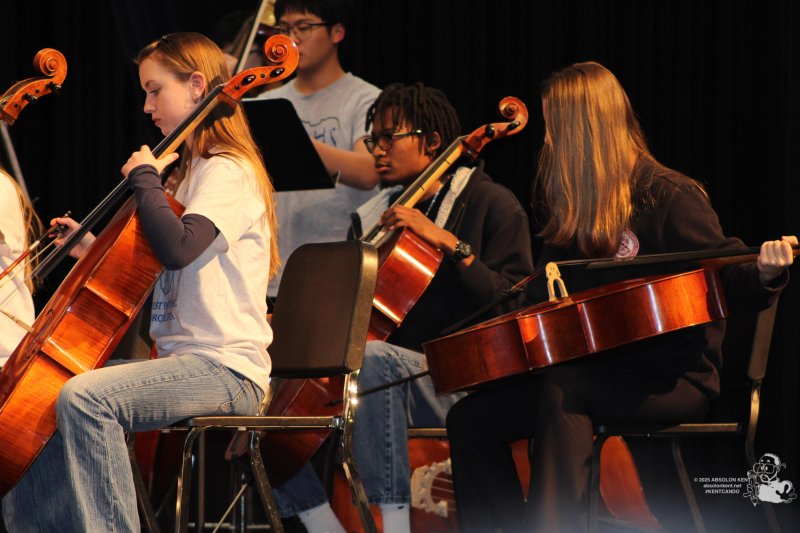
[136,32,279,278]
[537,61,659,257]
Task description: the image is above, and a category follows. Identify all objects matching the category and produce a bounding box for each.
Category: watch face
[455,240,472,259]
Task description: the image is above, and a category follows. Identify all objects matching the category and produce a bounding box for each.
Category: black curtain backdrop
[2,1,798,530]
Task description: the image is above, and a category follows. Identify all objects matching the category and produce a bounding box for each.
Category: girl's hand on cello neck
[121,145,180,179]
[757,235,797,284]
[49,216,94,259]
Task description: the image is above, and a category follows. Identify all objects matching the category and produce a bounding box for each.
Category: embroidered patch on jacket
[615,229,640,258]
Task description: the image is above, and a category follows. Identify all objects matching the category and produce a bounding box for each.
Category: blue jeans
[274,341,463,515]
[2,354,263,532]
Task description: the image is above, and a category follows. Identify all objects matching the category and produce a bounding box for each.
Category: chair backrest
[745,295,780,383]
[711,295,781,423]
[268,241,378,378]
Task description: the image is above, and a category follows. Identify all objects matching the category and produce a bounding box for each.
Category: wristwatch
[451,240,473,262]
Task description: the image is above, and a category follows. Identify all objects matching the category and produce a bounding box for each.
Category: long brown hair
[537,61,659,257]
[136,32,280,278]
[2,170,43,292]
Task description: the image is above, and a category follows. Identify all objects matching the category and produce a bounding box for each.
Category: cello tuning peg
[484,124,496,139]
[24,94,39,104]
[47,82,62,95]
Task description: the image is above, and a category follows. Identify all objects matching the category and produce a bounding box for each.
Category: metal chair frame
[589,297,783,533]
[133,241,379,533]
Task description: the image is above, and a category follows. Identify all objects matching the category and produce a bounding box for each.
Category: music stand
[243,98,334,192]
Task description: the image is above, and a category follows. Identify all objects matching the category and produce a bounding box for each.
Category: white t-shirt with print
[150,155,272,388]
[0,173,35,365]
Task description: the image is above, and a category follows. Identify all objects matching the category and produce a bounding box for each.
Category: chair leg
[127,434,162,533]
[249,432,285,533]
[588,434,607,533]
[745,387,782,533]
[341,371,378,533]
[671,438,706,533]
[175,428,203,533]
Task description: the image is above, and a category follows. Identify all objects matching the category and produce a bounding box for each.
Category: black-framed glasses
[272,22,332,40]
[364,130,424,153]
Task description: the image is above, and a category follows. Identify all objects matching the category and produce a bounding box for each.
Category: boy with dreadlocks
[272,82,533,533]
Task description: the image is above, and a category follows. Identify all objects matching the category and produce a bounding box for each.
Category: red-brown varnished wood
[599,436,661,529]
[0,197,183,494]
[0,48,67,125]
[424,269,726,394]
[260,377,345,486]
[368,229,443,341]
[0,35,299,496]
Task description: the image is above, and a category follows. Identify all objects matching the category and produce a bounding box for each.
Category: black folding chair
[589,297,783,533]
[133,240,378,533]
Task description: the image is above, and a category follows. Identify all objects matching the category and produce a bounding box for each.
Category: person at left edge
[0,169,42,366]
[2,32,276,532]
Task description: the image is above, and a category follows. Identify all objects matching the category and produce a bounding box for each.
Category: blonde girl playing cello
[4,32,278,532]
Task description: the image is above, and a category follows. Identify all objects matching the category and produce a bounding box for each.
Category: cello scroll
[462,96,528,158]
[0,49,67,125]
[219,36,298,102]
[158,35,298,158]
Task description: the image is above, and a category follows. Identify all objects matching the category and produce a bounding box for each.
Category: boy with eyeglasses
[254,0,380,295]
[272,82,534,533]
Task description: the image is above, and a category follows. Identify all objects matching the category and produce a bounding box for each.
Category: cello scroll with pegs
[0,35,298,495]
[0,49,68,357]
[0,48,68,289]
[0,48,67,126]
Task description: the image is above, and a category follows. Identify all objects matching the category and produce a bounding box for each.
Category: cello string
[0,221,67,291]
[0,222,68,317]
[33,85,228,282]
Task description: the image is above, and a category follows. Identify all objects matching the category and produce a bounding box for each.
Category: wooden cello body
[368,228,443,341]
[424,244,800,393]
[0,196,182,493]
[0,35,298,495]
[424,267,727,394]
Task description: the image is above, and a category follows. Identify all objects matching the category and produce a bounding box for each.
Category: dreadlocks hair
[365,82,461,158]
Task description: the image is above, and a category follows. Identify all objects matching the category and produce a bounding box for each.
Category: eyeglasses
[272,22,332,40]
[364,130,424,153]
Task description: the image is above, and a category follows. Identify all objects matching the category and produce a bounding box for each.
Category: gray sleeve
[127,164,219,270]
